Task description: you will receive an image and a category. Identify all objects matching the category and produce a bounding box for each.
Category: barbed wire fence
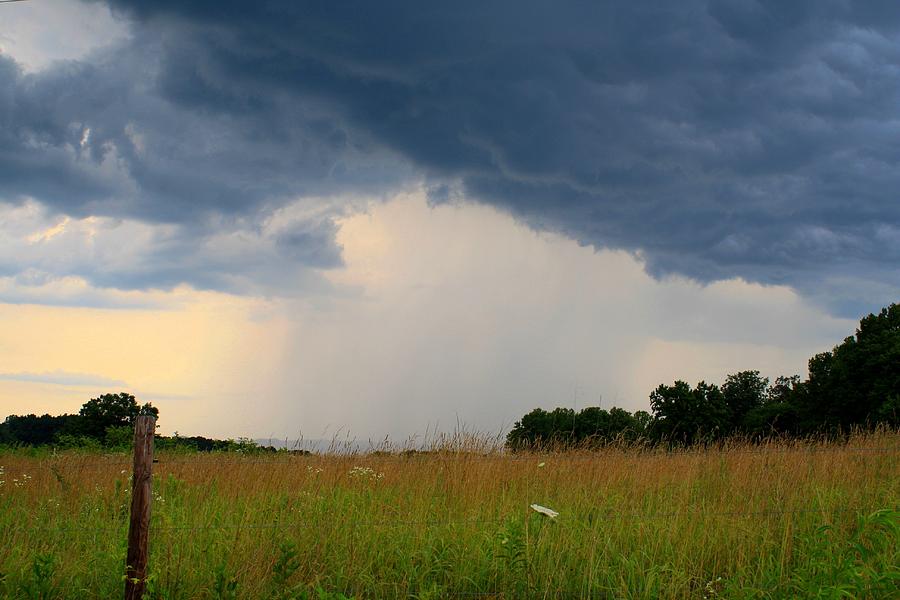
[5,442,899,471]
[9,505,888,536]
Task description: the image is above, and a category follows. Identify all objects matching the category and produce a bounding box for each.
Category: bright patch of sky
[0,191,853,440]
[0,0,128,72]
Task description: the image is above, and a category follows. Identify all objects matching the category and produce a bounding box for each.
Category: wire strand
[8,444,897,470]
[11,505,883,535]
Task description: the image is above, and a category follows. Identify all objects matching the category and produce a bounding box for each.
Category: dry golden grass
[1,430,898,598]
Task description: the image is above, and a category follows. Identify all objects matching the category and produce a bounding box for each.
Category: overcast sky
[0,0,896,440]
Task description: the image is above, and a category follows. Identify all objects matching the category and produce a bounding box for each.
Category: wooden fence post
[125,415,155,600]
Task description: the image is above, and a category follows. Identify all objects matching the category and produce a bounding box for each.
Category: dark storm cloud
[1,39,405,221]
[0,26,399,294]
[3,1,899,311]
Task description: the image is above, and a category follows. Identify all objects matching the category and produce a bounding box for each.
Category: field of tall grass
[1,430,898,599]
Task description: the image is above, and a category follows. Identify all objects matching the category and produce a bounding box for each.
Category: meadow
[1,431,898,599]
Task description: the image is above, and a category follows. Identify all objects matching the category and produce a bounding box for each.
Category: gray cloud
[1,1,898,313]
[0,199,347,300]
[0,370,127,387]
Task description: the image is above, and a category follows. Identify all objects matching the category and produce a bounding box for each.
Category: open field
[1,431,898,599]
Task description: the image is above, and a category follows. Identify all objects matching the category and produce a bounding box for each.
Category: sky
[0,0,897,440]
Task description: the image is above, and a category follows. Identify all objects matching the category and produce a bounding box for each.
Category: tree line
[0,392,279,452]
[3,304,897,451]
[0,392,159,449]
[507,303,899,449]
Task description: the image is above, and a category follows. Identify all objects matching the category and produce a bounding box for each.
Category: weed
[783,508,900,597]
[212,563,239,600]
[22,553,56,600]
[270,540,302,599]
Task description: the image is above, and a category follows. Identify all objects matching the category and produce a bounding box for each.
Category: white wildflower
[530,503,559,518]
[349,466,384,481]
[703,576,725,598]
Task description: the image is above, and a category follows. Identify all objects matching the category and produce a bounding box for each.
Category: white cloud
[234,191,854,440]
[0,0,128,72]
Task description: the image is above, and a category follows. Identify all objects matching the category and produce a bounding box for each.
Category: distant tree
[721,370,768,432]
[767,375,802,405]
[78,392,158,440]
[0,414,81,446]
[801,350,840,430]
[574,406,609,441]
[876,394,900,426]
[649,380,729,444]
[732,374,803,437]
[507,304,899,449]
[104,425,135,450]
[573,406,643,444]
[506,405,647,449]
[546,407,577,442]
[801,303,900,432]
[607,407,641,441]
[648,380,691,442]
[506,408,551,449]
[55,432,103,450]
[632,410,652,436]
[741,401,799,437]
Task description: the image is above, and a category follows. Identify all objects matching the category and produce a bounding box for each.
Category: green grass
[1,431,898,598]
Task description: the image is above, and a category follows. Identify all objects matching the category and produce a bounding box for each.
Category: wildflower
[349,466,384,481]
[530,503,559,518]
[703,576,725,598]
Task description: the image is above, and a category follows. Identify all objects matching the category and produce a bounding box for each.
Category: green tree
[574,406,609,441]
[0,414,81,446]
[607,407,640,441]
[78,392,158,440]
[767,375,801,405]
[649,380,729,444]
[801,303,900,432]
[721,370,768,432]
[738,374,803,437]
[632,410,652,436]
[506,408,554,449]
[506,405,646,449]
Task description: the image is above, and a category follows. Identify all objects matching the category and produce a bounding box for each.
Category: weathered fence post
[125,415,155,600]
